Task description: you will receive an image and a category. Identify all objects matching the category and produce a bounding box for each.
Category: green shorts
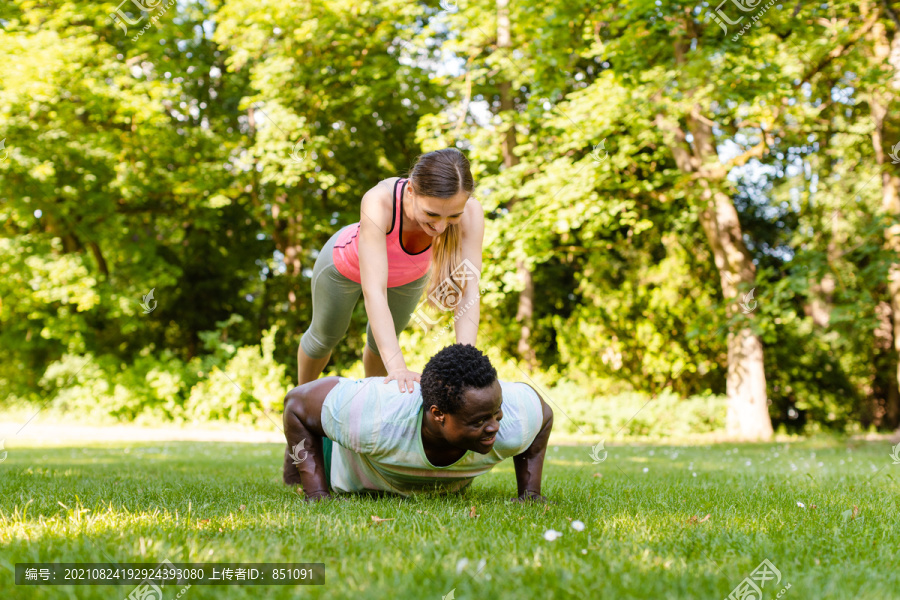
[322,436,333,490]
[299,225,430,360]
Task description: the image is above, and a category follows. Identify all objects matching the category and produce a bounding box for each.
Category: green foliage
[24,319,289,426]
[542,384,727,439]
[1,0,898,432]
[184,324,289,424]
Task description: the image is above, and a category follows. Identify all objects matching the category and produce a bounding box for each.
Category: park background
[2,0,900,440]
[2,2,900,600]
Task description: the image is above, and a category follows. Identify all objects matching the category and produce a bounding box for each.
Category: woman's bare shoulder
[377,176,401,190]
[369,177,400,204]
[460,195,485,230]
[360,177,400,233]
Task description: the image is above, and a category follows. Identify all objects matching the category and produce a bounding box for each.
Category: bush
[540,380,727,439]
[183,326,289,425]
[25,318,291,426]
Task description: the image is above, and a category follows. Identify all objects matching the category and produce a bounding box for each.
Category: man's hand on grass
[299,489,348,503]
[509,491,555,504]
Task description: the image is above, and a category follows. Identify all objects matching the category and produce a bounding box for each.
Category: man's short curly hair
[421,344,498,414]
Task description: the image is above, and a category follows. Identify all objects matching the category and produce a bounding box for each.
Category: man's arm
[511,389,554,503]
[283,377,342,502]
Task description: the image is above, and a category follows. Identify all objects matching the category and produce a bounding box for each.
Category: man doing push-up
[282,344,553,502]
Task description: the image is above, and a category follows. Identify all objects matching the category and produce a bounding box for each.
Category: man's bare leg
[287,346,332,486]
[282,378,341,492]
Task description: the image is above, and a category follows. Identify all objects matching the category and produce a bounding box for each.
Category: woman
[297,148,485,392]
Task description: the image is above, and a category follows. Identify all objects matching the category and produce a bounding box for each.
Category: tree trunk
[496,0,536,368]
[870,18,900,428]
[698,187,774,441]
[656,102,774,440]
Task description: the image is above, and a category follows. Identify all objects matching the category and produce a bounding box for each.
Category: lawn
[1,438,897,599]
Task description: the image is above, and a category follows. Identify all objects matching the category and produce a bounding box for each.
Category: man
[282,344,553,502]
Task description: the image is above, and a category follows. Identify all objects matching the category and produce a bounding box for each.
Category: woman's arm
[454,199,485,346]
[358,182,419,391]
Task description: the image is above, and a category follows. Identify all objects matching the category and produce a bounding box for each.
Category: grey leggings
[300,226,430,360]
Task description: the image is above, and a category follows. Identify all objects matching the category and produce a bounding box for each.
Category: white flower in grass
[642,467,649,473]
[797,502,805,508]
[571,520,585,532]
[456,558,486,576]
[543,529,563,541]
[473,558,486,575]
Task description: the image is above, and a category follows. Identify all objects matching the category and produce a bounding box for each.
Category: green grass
[1,438,898,599]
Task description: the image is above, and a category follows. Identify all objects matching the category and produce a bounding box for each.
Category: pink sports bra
[332,178,433,287]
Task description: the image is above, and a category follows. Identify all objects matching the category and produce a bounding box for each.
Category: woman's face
[409,188,469,236]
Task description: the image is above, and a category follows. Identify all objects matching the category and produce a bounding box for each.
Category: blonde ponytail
[425,223,467,310]
[405,147,475,311]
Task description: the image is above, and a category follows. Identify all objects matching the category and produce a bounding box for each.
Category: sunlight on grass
[1,439,898,599]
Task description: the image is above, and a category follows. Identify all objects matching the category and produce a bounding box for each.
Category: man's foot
[282,444,303,485]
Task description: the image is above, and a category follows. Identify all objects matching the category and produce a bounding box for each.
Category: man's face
[435,380,503,454]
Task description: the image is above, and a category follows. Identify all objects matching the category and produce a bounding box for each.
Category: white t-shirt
[319,377,544,496]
